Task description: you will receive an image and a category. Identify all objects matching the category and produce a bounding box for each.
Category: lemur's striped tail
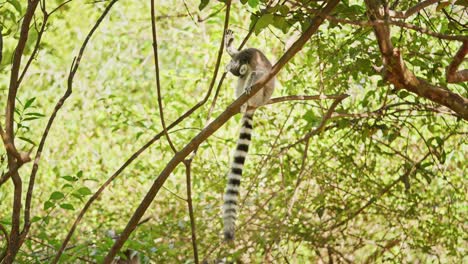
[223,110,254,241]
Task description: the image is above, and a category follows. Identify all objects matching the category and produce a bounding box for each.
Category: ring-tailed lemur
[223,29,275,241]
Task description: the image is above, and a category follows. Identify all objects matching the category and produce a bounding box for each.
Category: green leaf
[77,187,92,196]
[316,205,325,218]
[18,136,36,146]
[22,117,40,121]
[60,203,75,210]
[24,97,36,109]
[71,193,84,202]
[278,5,289,15]
[135,131,144,140]
[7,0,22,13]
[31,216,42,223]
[44,201,54,210]
[273,15,288,33]
[255,13,274,34]
[454,0,468,7]
[303,110,320,125]
[248,0,259,8]
[198,0,209,10]
[62,175,78,182]
[398,90,411,99]
[50,191,65,200]
[25,112,45,117]
[76,170,83,178]
[62,183,74,189]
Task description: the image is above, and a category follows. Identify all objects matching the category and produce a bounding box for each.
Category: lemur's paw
[245,86,252,94]
[225,29,234,43]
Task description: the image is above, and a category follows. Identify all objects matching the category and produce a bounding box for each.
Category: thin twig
[0,27,3,64]
[267,94,349,105]
[150,0,177,153]
[391,0,441,19]
[183,161,199,264]
[326,16,467,42]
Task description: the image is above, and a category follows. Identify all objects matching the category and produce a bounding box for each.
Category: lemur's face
[227,60,242,77]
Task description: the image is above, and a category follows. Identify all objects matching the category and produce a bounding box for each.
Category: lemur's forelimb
[225,29,238,57]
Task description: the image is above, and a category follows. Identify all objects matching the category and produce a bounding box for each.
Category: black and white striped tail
[223,110,254,241]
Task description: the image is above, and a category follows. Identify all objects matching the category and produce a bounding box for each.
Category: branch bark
[267,94,349,105]
[4,0,39,159]
[446,41,468,83]
[150,0,177,153]
[102,0,340,261]
[2,1,40,262]
[365,0,468,120]
[183,161,199,264]
[391,0,441,19]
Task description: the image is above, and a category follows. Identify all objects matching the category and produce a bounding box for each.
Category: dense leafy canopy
[0,0,466,263]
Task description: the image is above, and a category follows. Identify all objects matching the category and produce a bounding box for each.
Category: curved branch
[151,0,177,153]
[365,0,468,120]
[446,41,468,83]
[4,0,40,157]
[325,16,467,42]
[391,0,441,19]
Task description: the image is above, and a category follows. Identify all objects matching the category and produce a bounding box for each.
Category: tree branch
[103,0,340,261]
[4,0,40,159]
[391,0,441,19]
[365,0,468,120]
[267,94,349,105]
[0,27,3,64]
[183,161,199,264]
[150,0,177,153]
[326,16,467,42]
[446,41,468,83]
[2,1,40,262]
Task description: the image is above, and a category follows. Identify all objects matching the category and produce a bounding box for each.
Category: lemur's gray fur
[223,29,275,241]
